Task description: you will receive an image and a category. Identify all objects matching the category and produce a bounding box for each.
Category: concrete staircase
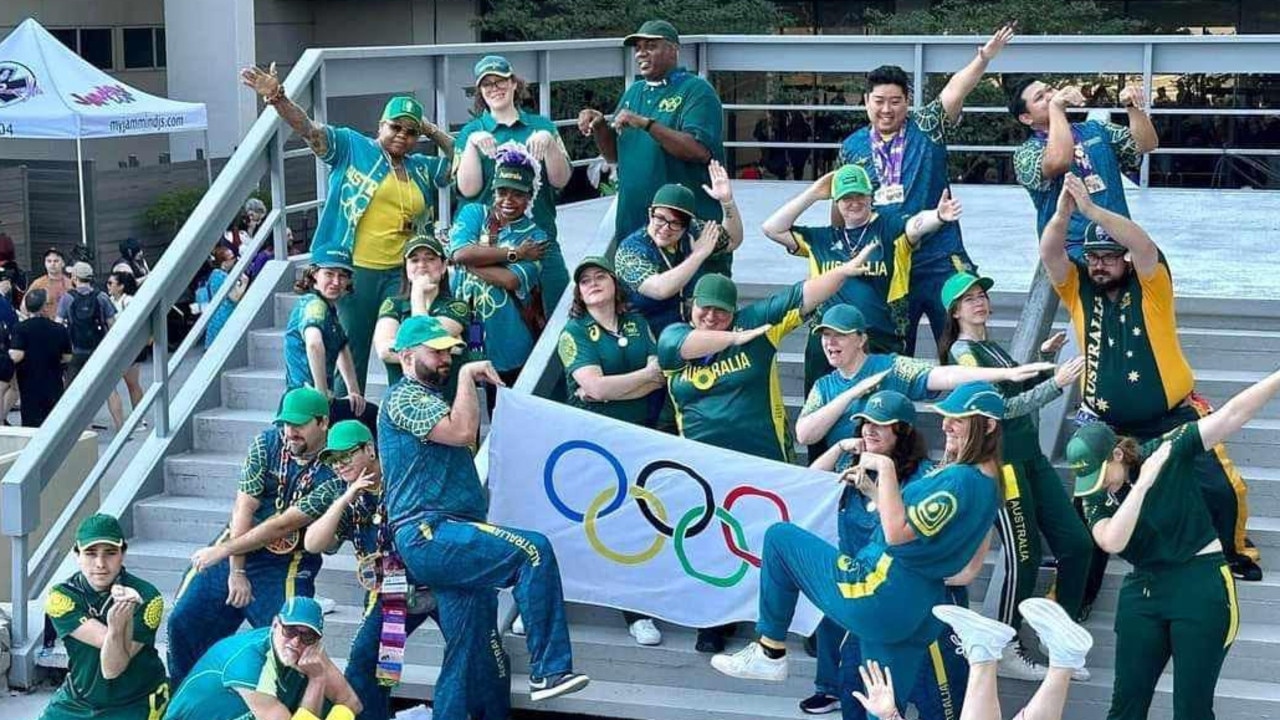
[117,286,1280,719]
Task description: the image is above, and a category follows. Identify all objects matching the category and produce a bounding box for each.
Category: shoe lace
[1013,645,1043,668]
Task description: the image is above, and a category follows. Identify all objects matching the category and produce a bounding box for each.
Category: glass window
[155,28,166,68]
[50,28,78,52]
[123,28,155,69]
[79,28,113,70]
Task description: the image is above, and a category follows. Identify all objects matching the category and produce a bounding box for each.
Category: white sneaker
[931,604,1015,664]
[511,614,526,636]
[628,618,662,646]
[316,596,337,615]
[996,644,1049,682]
[710,642,788,682]
[1019,598,1094,679]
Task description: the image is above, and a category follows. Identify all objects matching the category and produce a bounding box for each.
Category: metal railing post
[537,50,551,116]
[434,54,451,228]
[312,66,329,232]
[1140,43,1154,188]
[912,43,925,108]
[270,128,288,259]
[10,534,27,647]
[150,303,171,438]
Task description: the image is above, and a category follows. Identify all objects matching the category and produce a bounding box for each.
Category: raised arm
[241,63,328,157]
[903,188,962,245]
[635,222,720,301]
[794,371,889,446]
[925,361,1054,392]
[1120,85,1159,154]
[676,323,773,360]
[1041,86,1085,180]
[1199,367,1280,450]
[528,129,573,190]
[762,173,831,252]
[1001,357,1083,419]
[1092,443,1169,553]
[939,23,1016,122]
[1039,181,1075,286]
[423,361,504,446]
[702,161,743,250]
[1066,172,1159,276]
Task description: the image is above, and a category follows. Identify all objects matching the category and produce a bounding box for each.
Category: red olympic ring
[718,485,790,567]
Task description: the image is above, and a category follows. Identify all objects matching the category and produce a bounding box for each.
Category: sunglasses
[280,623,321,646]
[386,122,420,137]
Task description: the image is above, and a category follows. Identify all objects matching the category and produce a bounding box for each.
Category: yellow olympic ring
[584,485,668,565]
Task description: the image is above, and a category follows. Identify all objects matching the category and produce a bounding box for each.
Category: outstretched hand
[240,63,281,99]
[852,660,898,719]
[701,160,734,203]
[979,21,1017,61]
[936,188,962,223]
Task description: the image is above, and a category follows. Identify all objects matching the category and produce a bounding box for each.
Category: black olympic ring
[634,460,715,538]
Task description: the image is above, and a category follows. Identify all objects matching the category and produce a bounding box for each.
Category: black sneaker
[1229,554,1263,582]
[695,627,727,653]
[529,671,590,702]
[799,692,840,715]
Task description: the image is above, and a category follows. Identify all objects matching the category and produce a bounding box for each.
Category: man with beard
[576,20,728,248]
[164,597,359,720]
[304,420,510,720]
[380,316,590,702]
[1041,173,1261,583]
[166,388,344,688]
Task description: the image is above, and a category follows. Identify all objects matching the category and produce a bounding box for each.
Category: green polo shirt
[43,570,168,720]
[1082,421,1217,571]
[613,67,725,241]
[453,108,565,241]
[163,627,307,720]
[558,311,658,426]
[657,282,805,463]
[949,339,1041,461]
[377,293,472,397]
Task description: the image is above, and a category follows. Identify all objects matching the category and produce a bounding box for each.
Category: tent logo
[0,61,38,107]
[70,84,136,107]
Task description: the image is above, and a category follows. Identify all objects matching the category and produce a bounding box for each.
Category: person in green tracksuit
[454,54,573,315]
[41,514,169,720]
[938,271,1094,682]
[763,162,963,462]
[1067,366,1280,720]
[372,234,470,402]
[576,19,727,247]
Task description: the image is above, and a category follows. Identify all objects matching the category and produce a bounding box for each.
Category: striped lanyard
[871,129,907,187]
[1033,125,1096,177]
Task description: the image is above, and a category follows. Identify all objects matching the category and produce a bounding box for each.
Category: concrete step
[192,407,277,453]
[132,494,234,544]
[1085,611,1280,684]
[222,366,391,411]
[163,452,243,500]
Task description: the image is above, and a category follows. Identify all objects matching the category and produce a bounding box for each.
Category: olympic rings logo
[543,440,790,588]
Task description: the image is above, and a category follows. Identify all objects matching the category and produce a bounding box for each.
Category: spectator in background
[57,262,116,386]
[219,216,247,258]
[105,271,148,431]
[111,237,151,283]
[784,110,812,180]
[203,246,245,345]
[0,286,14,425]
[28,248,71,320]
[9,289,72,427]
[0,232,28,304]
[243,197,268,236]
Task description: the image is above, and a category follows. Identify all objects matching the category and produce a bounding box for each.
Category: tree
[474,0,787,41]
[864,0,1147,36]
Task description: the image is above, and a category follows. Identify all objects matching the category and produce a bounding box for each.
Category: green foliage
[143,187,207,234]
[474,0,788,41]
[864,0,1148,35]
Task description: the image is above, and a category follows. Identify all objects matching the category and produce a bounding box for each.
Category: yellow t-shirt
[353,171,426,270]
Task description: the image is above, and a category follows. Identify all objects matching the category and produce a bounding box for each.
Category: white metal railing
[5,32,1280,686]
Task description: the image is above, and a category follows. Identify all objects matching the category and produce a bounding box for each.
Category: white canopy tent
[0,18,209,248]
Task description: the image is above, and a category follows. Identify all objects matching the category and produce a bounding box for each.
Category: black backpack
[68,290,108,352]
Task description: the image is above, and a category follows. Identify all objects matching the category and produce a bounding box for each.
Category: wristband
[265,86,285,104]
[644,117,655,132]
[231,568,247,575]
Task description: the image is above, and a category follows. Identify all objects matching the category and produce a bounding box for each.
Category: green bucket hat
[275,387,329,426]
[853,390,916,427]
[1067,422,1119,497]
[692,274,737,312]
[930,381,1005,420]
[474,55,514,84]
[313,246,354,273]
[404,234,445,260]
[278,597,325,636]
[940,272,995,311]
[381,95,424,126]
[624,19,680,46]
[493,162,535,194]
[832,164,874,200]
[76,513,125,549]
[813,304,867,335]
[321,420,373,463]
[650,184,696,220]
[393,315,466,353]
[1082,223,1126,255]
[574,255,616,282]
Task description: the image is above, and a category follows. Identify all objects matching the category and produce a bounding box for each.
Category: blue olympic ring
[543,440,628,522]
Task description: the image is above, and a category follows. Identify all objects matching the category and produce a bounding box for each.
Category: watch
[507,248,518,263]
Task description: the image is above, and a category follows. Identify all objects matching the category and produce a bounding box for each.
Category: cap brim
[77,537,124,549]
[833,188,871,201]
[275,411,314,426]
[475,70,514,84]
[425,336,465,351]
[279,618,323,635]
[574,261,613,280]
[927,403,1002,420]
[649,202,693,219]
[1072,459,1108,497]
[1085,244,1127,255]
[492,179,532,193]
[403,242,443,258]
[623,32,669,46]
[694,299,735,312]
[383,113,421,125]
[851,412,895,426]
[812,323,862,335]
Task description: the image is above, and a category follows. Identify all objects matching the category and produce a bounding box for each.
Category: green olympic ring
[584,485,669,565]
[672,505,750,588]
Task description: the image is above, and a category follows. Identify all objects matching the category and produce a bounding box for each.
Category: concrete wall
[164,0,257,162]
[0,429,99,602]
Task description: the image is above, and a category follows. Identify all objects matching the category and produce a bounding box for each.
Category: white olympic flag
[487,389,841,636]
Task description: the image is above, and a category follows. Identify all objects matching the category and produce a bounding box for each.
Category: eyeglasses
[280,623,321,646]
[649,212,687,232]
[386,122,420,137]
[325,447,361,467]
[479,77,511,90]
[1084,252,1125,267]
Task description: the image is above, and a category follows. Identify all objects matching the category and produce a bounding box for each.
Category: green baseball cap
[832,164,873,200]
[940,272,995,312]
[624,19,680,46]
[321,419,373,463]
[853,390,916,427]
[574,255,615,282]
[650,183,696,219]
[930,381,1005,420]
[381,95,424,126]
[1067,422,1119,497]
[692,273,737,312]
[393,315,466,352]
[1082,223,1126,255]
[275,387,329,426]
[493,162,535,194]
[813,304,867,335]
[76,513,125,549]
[313,246,354,273]
[278,597,324,636]
[474,55,514,83]
[404,234,445,259]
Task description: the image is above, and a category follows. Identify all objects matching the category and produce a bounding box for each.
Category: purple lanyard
[871,130,907,187]
[1034,125,1096,177]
